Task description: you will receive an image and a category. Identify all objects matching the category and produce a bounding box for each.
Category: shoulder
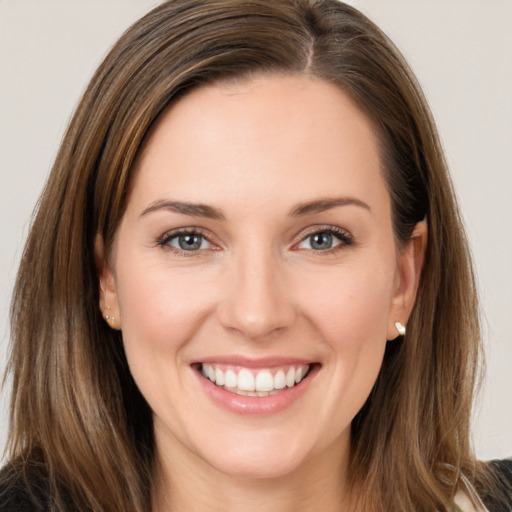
[491,459,512,481]
[482,459,512,512]
[0,465,50,512]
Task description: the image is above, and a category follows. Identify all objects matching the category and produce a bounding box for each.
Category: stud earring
[104,305,116,328]
[394,321,406,336]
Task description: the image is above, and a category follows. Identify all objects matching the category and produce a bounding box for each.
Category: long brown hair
[4,1,488,510]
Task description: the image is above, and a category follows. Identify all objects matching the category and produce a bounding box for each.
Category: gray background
[1,0,511,461]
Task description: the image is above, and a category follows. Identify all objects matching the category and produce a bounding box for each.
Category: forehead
[128,73,387,217]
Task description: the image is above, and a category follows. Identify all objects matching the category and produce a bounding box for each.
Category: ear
[387,221,427,340]
[94,234,121,330]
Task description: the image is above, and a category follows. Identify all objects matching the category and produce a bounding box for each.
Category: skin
[97,74,426,511]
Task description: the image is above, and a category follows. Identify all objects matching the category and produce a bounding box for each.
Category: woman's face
[100,74,423,480]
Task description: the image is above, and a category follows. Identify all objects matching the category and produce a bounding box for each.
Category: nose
[217,246,296,340]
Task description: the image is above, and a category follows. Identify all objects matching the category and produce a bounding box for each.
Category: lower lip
[194,365,319,416]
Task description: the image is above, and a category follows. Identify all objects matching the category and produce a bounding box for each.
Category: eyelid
[293,225,354,251]
[156,227,219,255]
[155,224,353,256]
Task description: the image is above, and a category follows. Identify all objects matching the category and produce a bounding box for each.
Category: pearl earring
[394,321,406,336]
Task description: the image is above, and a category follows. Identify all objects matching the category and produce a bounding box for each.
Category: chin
[205,450,307,480]
[189,426,324,481]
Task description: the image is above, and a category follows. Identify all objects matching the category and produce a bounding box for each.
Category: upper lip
[191,355,316,369]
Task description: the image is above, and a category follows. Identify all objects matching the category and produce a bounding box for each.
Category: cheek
[115,257,212,346]
[114,271,175,391]
[298,260,395,343]
[113,265,208,424]
[297,261,394,415]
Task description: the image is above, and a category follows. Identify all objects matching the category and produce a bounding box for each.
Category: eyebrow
[140,196,371,220]
[140,200,226,220]
[289,197,371,216]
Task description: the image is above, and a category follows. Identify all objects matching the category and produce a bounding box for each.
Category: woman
[1,0,511,511]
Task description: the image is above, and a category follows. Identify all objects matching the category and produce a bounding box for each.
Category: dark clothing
[482,459,512,512]
[1,459,511,511]
[0,474,49,512]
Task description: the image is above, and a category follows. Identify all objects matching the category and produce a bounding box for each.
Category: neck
[152,432,355,512]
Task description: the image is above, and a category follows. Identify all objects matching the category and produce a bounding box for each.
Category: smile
[200,363,311,397]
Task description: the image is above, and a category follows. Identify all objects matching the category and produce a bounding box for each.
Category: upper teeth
[201,363,310,396]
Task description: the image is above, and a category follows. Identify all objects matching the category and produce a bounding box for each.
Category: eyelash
[156,225,354,256]
[157,228,215,257]
[294,226,354,253]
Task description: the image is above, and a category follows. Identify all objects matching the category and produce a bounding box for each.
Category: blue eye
[310,232,336,250]
[159,231,211,252]
[175,233,205,251]
[297,229,351,251]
